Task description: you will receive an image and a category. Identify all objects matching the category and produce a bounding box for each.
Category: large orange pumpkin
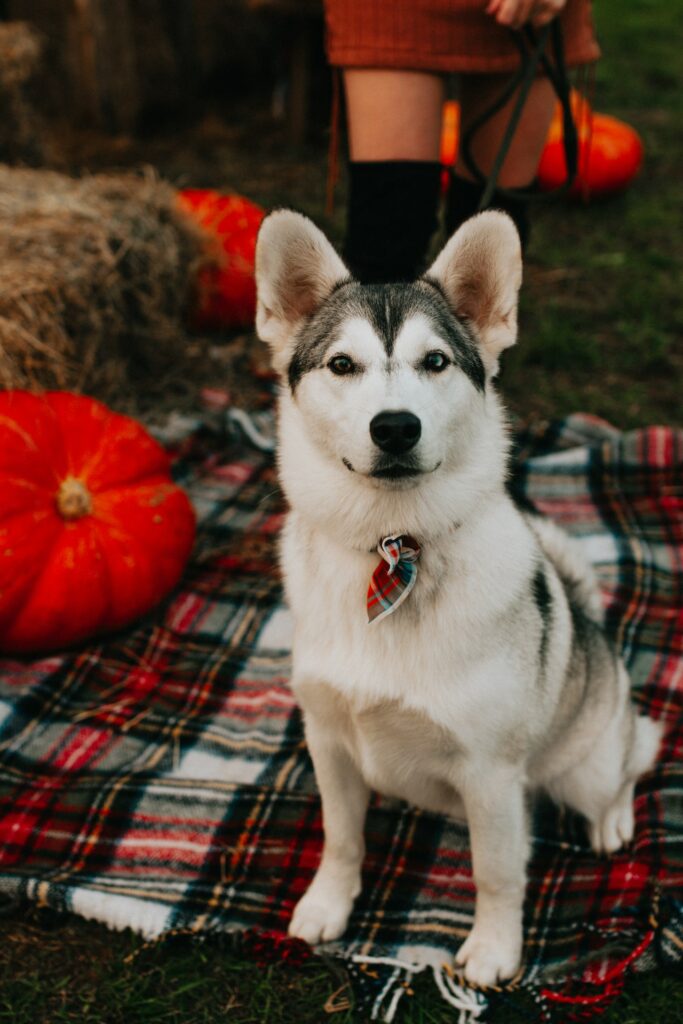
[0,391,196,654]
[537,94,644,199]
[178,188,265,331]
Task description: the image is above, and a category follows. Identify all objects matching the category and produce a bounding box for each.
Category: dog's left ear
[425,211,522,377]
[255,210,349,372]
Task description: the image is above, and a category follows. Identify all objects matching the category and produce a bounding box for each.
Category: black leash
[459,19,579,211]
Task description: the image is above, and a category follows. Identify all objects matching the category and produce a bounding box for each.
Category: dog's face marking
[256,209,523,503]
[288,281,485,393]
[286,282,486,485]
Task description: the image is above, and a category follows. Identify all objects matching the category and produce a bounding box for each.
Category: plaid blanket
[0,408,681,1022]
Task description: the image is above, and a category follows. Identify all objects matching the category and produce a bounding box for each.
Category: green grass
[503,0,683,427]
[2,906,682,1024]
[3,1,682,1021]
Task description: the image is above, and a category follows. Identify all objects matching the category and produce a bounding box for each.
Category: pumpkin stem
[57,477,92,520]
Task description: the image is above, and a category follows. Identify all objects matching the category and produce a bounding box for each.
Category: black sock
[446,172,531,252]
[344,161,442,283]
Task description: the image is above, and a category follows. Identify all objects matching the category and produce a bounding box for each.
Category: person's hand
[485,0,567,30]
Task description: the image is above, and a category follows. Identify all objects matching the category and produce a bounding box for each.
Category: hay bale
[0,166,208,410]
[0,22,48,164]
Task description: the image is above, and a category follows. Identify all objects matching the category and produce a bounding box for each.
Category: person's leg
[343,69,445,282]
[345,69,444,161]
[456,72,555,187]
[448,73,556,248]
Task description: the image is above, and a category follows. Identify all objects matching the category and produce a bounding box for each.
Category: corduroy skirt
[324,0,599,74]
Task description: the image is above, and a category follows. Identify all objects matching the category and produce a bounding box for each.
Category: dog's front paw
[455,923,522,987]
[288,890,352,945]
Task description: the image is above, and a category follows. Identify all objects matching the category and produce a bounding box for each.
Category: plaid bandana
[367,534,421,624]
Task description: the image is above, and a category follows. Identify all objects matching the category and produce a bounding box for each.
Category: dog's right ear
[255,210,349,371]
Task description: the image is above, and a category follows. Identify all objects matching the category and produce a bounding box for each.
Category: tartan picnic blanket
[0,406,681,1023]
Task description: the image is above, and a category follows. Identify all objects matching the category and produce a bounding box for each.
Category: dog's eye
[423,351,449,373]
[328,354,355,376]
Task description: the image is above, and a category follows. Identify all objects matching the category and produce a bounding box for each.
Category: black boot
[344,160,442,283]
[446,172,531,252]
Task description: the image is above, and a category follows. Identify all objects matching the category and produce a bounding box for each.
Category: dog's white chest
[281,509,536,739]
[294,677,466,815]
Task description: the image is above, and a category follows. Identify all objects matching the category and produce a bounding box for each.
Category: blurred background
[0,0,680,426]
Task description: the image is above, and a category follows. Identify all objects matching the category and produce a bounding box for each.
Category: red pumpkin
[0,391,196,654]
[537,94,644,199]
[178,189,265,331]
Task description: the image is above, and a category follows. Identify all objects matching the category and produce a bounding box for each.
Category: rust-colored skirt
[324,0,599,74]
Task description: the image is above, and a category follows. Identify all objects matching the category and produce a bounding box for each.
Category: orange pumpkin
[439,93,643,201]
[0,391,196,654]
[537,94,644,199]
[178,188,265,331]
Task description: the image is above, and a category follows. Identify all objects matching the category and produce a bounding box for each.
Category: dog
[254,208,662,986]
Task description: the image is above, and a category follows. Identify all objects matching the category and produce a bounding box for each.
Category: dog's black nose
[369,411,421,455]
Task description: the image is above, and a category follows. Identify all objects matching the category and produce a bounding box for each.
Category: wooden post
[66,0,140,132]
[287,16,311,147]
[161,0,200,108]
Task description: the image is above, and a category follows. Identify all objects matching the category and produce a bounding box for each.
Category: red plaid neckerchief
[367,534,421,624]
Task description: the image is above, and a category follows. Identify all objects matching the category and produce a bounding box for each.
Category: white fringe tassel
[433,965,486,1023]
[226,408,276,451]
[351,954,487,1024]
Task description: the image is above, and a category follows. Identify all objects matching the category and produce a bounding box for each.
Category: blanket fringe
[433,965,487,1023]
[10,882,676,1024]
[225,408,276,452]
[351,953,487,1022]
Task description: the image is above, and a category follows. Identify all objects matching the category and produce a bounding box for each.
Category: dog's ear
[255,210,349,371]
[425,211,522,376]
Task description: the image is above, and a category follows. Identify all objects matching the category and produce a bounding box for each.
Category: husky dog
[254,209,662,986]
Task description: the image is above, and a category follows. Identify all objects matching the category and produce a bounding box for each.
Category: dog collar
[367,535,421,624]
